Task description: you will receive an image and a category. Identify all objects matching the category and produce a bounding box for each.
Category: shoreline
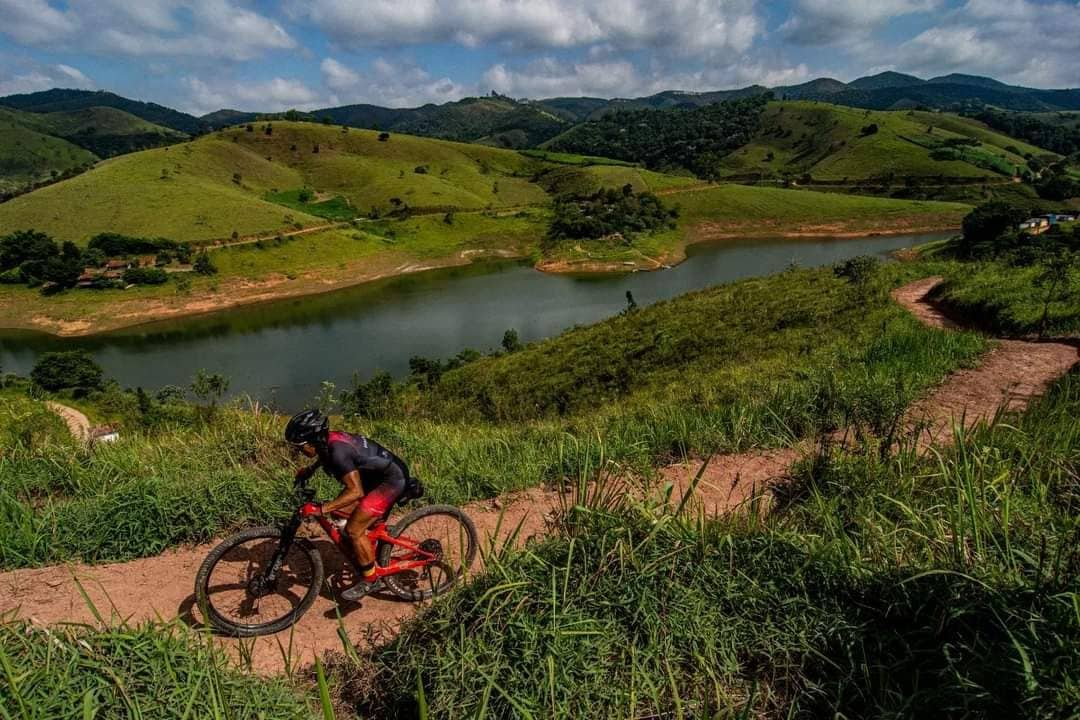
[536,223,960,274]
[0,223,959,338]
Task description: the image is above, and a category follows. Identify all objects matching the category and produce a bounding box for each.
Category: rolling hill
[0,106,188,199]
[0,121,563,243]
[202,94,570,150]
[718,101,1057,182]
[0,109,96,196]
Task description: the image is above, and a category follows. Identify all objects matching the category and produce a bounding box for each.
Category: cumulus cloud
[291,0,760,56]
[894,0,1080,87]
[781,0,939,46]
[182,76,321,115]
[320,57,473,107]
[0,58,94,96]
[0,0,295,61]
[483,57,810,99]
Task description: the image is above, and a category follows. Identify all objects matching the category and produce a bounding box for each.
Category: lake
[0,231,952,410]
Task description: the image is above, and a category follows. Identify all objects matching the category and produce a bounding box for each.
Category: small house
[105,259,130,271]
[1019,217,1050,234]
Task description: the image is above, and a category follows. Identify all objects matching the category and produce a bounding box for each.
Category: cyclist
[285,408,409,602]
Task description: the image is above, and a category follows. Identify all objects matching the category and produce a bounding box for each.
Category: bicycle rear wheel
[195,526,323,637]
[376,505,477,602]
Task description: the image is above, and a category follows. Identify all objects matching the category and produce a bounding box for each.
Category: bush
[860,123,879,136]
[30,351,104,393]
[193,252,218,275]
[122,266,169,285]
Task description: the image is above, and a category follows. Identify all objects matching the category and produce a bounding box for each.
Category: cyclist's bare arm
[321,470,363,514]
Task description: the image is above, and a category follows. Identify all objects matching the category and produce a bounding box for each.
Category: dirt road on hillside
[44,401,90,444]
[2,278,1076,674]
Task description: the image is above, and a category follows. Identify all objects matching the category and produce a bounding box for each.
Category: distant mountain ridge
[2,72,1078,155]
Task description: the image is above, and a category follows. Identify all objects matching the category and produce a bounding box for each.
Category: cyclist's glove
[300,502,323,518]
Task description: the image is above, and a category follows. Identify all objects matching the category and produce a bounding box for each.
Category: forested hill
[200,94,569,149]
[0,88,205,134]
[545,95,770,177]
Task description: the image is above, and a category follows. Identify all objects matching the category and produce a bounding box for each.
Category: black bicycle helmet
[284,409,329,446]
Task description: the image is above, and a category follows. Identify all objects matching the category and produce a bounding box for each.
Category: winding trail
[2,278,1076,674]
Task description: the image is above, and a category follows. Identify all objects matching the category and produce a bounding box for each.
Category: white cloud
[291,0,761,56]
[0,0,295,61]
[482,57,810,99]
[0,0,77,45]
[320,57,473,107]
[781,0,939,46]
[182,76,321,115]
[0,60,94,96]
[894,0,1080,87]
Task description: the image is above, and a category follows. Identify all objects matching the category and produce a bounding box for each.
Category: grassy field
[719,101,1056,182]
[0,260,988,568]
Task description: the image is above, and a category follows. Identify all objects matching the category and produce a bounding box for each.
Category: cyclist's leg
[340,472,405,601]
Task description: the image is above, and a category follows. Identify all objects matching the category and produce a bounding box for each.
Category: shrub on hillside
[193,252,218,275]
[30,351,104,393]
[122,267,169,285]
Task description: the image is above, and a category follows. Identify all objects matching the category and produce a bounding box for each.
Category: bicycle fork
[261,511,303,586]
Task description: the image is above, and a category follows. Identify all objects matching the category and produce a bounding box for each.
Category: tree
[30,351,104,393]
[193,252,218,275]
[623,290,639,314]
[860,123,879,136]
[501,328,522,353]
[378,132,390,142]
[190,369,229,421]
[297,188,313,203]
[958,202,1028,258]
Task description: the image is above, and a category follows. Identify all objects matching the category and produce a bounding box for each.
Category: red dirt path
[1,278,1075,674]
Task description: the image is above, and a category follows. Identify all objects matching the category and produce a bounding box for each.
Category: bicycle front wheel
[195,526,324,637]
[377,505,478,602]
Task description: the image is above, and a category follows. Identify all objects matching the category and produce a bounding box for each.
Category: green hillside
[718,101,1054,181]
[0,106,188,198]
[25,106,188,157]
[0,109,96,195]
[0,122,559,244]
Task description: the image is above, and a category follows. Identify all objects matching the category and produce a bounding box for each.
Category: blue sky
[1,0,1077,116]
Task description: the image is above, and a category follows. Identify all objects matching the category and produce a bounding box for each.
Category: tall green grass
[338,370,1080,718]
[0,613,318,718]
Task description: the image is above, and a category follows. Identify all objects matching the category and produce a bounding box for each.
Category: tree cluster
[547,186,678,245]
[968,108,1080,157]
[0,230,85,289]
[547,95,770,178]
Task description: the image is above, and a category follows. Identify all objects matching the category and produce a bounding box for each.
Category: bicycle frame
[311,510,438,580]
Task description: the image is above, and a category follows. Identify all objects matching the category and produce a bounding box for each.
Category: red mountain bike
[195,472,477,637]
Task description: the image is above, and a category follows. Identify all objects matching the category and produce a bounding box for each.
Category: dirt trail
[44,401,90,444]
[2,278,1076,674]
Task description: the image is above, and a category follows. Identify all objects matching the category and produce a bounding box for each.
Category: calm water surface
[0,232,952,409]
